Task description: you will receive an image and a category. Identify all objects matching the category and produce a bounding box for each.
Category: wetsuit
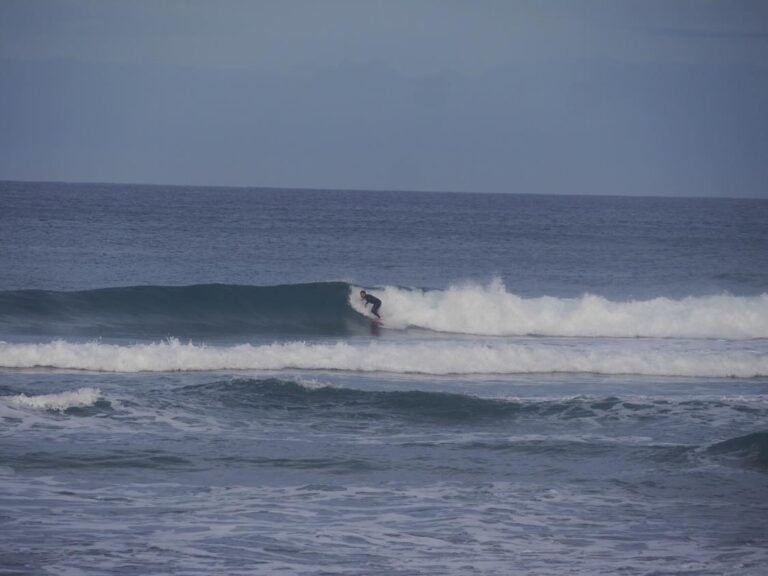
[362,294,382,318]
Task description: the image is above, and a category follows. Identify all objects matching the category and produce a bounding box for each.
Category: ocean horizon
[1,180,767,575]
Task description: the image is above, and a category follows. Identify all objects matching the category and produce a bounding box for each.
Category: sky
[0,0,767,197]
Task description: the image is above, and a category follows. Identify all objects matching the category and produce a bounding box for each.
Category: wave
[705,431,768,469]
[2,280,767,340]
[184,380,768,432]
[3,387,103,411]
[1,338,765,377]
[181,378,520,423]
[0,282,365,338]
[352,279,768,339]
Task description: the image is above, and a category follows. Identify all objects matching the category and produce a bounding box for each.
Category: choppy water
[1,181,767,575]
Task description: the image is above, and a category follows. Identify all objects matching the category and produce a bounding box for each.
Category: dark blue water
[1,181,767,575]
[3,181,767,297]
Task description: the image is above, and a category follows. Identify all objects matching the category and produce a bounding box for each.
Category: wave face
[352,279,768,339]
[0,282,363,338]
[180,379,768,431]
[2,280,767,340]
[1,338,765,377]
[705,431,768,470]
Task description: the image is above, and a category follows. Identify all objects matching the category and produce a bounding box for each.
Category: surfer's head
[360,290,367,297]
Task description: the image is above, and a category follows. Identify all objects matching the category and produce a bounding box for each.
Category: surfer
[360,290,382,319]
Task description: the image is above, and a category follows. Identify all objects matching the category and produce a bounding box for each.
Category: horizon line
[0,178,764,201]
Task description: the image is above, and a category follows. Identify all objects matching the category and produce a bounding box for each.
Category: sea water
[1,181,767,575]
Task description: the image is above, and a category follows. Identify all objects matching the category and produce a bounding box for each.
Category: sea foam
[351,280,768,339]
[5,387,102,411]
[1,339,765,378]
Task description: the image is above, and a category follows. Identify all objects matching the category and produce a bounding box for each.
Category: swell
[705,431,768,469]
[194,380,768,470]
[185,380,768,459]
[0,282,365,338]
[183,378,523,422]
[2,280,767,340]
[4,379,765,472]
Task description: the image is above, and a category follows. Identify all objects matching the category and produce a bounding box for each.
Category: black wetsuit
[363,294,382,318]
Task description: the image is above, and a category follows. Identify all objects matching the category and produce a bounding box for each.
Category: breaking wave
[1,338,765,378]
[1,281,767,339]
[4,387,103,411]
[351,280,768,339]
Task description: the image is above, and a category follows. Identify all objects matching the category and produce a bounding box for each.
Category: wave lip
[351,280,768,339]
[4,387,103,411]
[1,339,766,378]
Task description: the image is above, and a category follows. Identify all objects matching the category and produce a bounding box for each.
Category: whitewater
[2,280,766,377]
[349,280,768,338]
[2,336,766,378]
[2,182,767,576]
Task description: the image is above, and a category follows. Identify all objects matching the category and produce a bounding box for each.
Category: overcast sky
[1,0,767,197]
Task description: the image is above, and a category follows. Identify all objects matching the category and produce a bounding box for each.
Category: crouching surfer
[360,290,382,320]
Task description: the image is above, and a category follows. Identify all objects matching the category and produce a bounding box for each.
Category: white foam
[0,338,765,378]
[351,280,768,339]
[5,387,103,411]
[292,376,337,390]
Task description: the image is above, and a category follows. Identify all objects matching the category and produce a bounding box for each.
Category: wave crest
[1,339,765,378]
[352,280,768,339]
[4,387,103,411]
[2,281,766,340]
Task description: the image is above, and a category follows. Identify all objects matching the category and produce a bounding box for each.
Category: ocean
[1,181,767,575]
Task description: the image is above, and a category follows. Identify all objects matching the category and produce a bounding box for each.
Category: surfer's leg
[372,303,381,318]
